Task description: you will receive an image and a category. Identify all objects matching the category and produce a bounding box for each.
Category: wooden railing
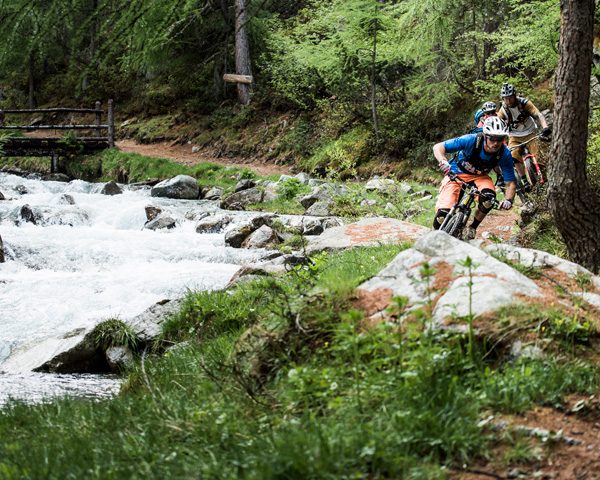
[0,100,115,172]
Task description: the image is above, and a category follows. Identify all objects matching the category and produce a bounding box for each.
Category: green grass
[91,318,140,350]
[1,240,599,479]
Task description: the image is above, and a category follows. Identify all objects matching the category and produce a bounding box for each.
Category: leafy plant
[276,177,308,200]
[91,318,139,350]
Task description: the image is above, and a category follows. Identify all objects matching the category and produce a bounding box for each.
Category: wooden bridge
[0,100,115,172]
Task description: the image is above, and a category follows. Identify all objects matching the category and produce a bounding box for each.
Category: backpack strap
[457,133,501,175]
[503,97,531,129]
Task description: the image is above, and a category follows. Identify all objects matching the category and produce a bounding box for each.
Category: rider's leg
[471,188,497,229]
[464,186,496,240]
[433,177,460,229]
[509,134,533,189]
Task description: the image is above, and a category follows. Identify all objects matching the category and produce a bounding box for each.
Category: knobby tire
[525,158,539,187]
[441,211,465,238]
[515,176,528,204]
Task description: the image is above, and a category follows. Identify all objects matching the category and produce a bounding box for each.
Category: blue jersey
[443,134,516,182]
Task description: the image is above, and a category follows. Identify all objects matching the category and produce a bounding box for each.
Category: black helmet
[501,83,516,97]
[481,101,497,114]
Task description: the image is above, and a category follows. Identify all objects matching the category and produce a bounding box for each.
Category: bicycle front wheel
[515,176,528,204]
[441,211,465,239]
[525,158,539,187]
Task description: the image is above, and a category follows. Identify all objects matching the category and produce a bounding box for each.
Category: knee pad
[478,189,496,213]
[433,209,450,229]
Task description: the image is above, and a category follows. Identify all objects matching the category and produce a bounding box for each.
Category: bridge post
[51,153,59,173]
[107,99,115,148]
[95,101,101,137]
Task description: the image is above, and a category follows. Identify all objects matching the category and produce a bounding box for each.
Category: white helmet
[482,116,509,136]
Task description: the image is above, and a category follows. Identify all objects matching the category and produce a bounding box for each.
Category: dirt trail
[116,139,292,177]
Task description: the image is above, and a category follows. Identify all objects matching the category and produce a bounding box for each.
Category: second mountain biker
[432,117,517,240]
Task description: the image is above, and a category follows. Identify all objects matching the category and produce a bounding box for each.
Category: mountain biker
[472,101,497,133]
[432,117,517,240]
[497,83,551,191]
[471,101,506,190]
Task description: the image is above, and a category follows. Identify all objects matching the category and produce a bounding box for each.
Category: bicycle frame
[439,175,497,235]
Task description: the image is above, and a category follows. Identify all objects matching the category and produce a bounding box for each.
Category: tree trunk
[28,53,37,108]
[234,0,252,105]
[548,0,600,272]
[370,15,379,140]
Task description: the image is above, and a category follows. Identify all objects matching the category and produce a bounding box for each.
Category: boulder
[305,200,333,217]
[295,172,311,184]
[20,204,36,224]
[302,218,324,236]
[59,194,75,205]
[299,185,333,208]
[202,186,224,200]
[234,179,256,192]
[224,222,255,248]
[145,205,163,222]
[220,187,265,210]
[358,230,542,326]
[42,173,71,182]
[106,346,134,372]
[0,234,4,263]
[242,225,279,249]
[127,298,184,342]
[250,214,276,230]
[360,199,377,207]
[17,204,90,227]
[101,180,123,196]
[151,175,200,199]
[192,145,201,153]
[365,178,395,192]
[485,243,599,281]
[227,254,309,285]
[321,217,344,230]
[3,299,185,373]
[277,174,294,183]
[15,185,28,195]
[184,210,210,222]
[308,178,326,187]
[0,190,4,200]
[398,182,414,194]
[307,217,428,254]
[195,214,232,234]
[144,215,177,230]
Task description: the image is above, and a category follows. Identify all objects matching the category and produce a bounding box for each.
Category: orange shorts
[435,174,495,210]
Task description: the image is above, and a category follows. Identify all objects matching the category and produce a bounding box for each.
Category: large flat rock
[358,230,542,325]
[306,217,428,254]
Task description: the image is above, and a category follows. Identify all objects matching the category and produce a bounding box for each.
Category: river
[0,172,265,405]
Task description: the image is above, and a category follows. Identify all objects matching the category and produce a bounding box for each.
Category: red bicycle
[510,133,546,188]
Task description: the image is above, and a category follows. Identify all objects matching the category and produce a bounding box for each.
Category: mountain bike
[510,133,547,188]
[495,133,547,204]
[439,174,498,239]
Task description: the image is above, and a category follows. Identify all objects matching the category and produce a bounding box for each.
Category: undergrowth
[0,246,598,479]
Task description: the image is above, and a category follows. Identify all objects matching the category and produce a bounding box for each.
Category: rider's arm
[504,181,517,203]
[499,151,517,202]
[433,142,448,165]
[525,101,548,129]
[497,108,507,121]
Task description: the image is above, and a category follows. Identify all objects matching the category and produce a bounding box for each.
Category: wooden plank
[0,108,103,114]
[95,101,102,137]
[223,73,253,84]
[107,99,115,148]
[0,125,108,130]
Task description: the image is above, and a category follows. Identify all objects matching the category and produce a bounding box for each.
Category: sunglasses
[485,135,506,142]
